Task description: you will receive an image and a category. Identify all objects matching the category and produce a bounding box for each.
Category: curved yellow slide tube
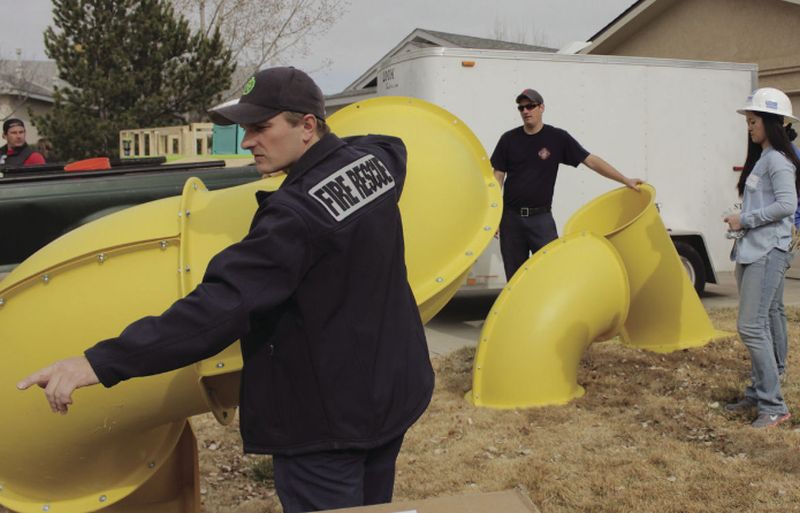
[468,232,630,408]
[468,184,731,410]
[565,184,729,353]
[0,97,501,513]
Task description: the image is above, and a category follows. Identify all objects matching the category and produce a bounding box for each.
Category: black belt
[508,206,551,216]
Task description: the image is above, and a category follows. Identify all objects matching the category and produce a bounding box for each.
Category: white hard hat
[737,87,799,123]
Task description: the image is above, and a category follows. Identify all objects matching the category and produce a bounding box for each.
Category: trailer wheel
[674,241,705,294]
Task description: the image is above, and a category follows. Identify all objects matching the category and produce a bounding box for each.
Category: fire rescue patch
[538,147,551,160]
[309,155,395,221]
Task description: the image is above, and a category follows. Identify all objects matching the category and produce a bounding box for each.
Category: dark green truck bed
[0,161,260,270]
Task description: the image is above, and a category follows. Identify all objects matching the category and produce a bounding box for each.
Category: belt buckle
[520,207,529,217]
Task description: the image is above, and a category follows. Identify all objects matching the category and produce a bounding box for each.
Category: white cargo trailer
[369,48,757,292]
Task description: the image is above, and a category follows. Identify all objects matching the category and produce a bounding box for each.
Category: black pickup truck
[0,158,260,271]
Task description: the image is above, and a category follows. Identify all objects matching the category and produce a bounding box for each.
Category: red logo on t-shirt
[538,147,551,160]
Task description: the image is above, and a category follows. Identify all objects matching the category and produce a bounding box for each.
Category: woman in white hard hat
[724,87,799,428]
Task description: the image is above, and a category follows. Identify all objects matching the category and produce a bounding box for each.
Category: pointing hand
[17,356,100,415]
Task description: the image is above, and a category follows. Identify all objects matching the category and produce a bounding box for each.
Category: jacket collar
[281,133,346,188]
[3,143,27,155]
[254,133,345,205]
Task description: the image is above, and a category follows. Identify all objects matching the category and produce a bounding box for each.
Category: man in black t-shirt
[490,88,643,280]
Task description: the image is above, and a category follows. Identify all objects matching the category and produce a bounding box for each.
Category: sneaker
[751,412,792,429]
[725,397,757,412]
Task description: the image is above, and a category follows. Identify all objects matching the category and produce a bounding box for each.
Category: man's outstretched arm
[583,154,643,191]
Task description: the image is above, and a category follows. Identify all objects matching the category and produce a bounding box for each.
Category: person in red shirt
[1,118,46,167]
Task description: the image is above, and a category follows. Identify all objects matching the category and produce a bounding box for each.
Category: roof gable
[344,28,556,91]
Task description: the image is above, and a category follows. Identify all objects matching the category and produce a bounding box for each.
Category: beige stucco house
[581,0,800,114]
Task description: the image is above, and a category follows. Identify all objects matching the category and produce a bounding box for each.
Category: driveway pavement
[425,272,800,356]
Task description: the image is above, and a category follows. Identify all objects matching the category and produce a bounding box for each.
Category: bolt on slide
[0,97,501,513]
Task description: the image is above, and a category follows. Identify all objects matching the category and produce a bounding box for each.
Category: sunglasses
[517,103,540,112]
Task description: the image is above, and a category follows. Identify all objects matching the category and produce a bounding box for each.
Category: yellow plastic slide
[0,97,501,513]
[564,185,728,353]
[468,185,730,409]
[469,231,630,408]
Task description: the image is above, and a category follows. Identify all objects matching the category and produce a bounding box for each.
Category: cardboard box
[320,489,541,513]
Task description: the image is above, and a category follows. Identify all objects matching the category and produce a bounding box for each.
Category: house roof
[420,29,555,53]
[0,60,63,103]
[584,0,800,53]
[342,28,556,92]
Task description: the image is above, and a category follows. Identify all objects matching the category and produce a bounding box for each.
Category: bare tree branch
[172,0,349,98]
[0,49,49,121]
[490,15,549,47]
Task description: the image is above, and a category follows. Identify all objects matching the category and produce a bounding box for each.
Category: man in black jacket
[17,67,434,513]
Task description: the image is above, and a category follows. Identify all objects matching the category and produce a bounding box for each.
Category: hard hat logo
[737,87,799,124]
[243,77,256,96]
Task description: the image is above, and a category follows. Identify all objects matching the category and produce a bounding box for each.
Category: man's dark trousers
[272,434,405,513]
[499,208,558,280]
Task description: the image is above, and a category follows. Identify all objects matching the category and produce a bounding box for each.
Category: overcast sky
[0,0,634,93]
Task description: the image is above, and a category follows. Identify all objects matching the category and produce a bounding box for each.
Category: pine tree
[34,0,235,160]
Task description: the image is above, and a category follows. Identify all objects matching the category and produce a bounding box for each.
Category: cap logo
[243,77,256,95]
[766,100,778,110]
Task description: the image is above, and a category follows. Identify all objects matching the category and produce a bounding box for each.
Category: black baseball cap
[3,118,25,133]
[208,67,326,125]
[516,88,544,105]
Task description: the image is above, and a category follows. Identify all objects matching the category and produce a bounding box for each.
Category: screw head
[216,362,225,369]
[185,210,191,217]
[484,226,492,231]
[99,495,107,503]
[41,274,50,283]
[0,298,5,307]
[160,240,168,250]
[435,277,444,283]
[185,266,191,272]
[97,253,106,263]
[491,202,498,208]
[465,251,474,256]
[192,183,198,190]
[42,506,50,512]
[148,461,156,469]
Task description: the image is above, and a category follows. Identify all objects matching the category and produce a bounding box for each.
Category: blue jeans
[770,277,788,377]
[735,248,792,415]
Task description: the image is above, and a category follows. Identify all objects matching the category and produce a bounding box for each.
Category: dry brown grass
[195,307,800,513]
[3,308,799,513]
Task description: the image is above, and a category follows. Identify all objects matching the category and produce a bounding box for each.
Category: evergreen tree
[34,0,235,160]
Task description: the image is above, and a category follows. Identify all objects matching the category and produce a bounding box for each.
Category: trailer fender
[669,232,717,293]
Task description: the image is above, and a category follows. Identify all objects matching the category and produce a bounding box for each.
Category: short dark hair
[3,118,25,134]
[282,111,330,137]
